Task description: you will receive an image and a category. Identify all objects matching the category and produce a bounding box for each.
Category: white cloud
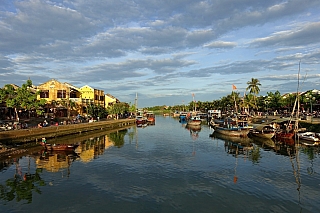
[0,0,319,107]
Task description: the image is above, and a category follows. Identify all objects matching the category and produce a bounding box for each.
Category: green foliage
[0,80,46,119]
[87,104,107,118]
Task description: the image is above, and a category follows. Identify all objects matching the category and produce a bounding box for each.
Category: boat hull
[40,142,79,151]
[214,126,250,137]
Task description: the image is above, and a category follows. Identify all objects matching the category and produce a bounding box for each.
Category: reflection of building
[78,136,113,163]
[36,152,72,172]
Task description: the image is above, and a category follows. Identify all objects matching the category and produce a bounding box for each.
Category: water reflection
[0,128,131,205]
[1,117,320,212]
[0,157,45,204]
[185,125,201,141]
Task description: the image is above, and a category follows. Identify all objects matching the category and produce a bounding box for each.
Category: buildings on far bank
[0,79,121,119]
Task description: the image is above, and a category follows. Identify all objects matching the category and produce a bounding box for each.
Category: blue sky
[0,0,319,108]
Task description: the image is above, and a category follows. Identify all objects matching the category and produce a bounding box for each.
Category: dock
[0,119,136,144]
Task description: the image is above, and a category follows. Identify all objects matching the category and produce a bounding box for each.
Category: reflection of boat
[40,138,79,151]
[41,143,79,151]
[297,132,319,142]
[251,136,276,148]
[210,131,253,150]
[187,116,202,126]
[249,124,275,139]
[186,125,201,140]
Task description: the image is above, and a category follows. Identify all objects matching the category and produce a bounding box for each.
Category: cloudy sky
[0,0,320,107]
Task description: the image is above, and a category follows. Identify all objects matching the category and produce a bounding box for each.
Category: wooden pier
[0,119,136,144]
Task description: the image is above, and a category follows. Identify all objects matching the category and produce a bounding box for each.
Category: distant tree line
[145,78,320,115]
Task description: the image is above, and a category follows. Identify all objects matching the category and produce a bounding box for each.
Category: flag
[232,84,237,90]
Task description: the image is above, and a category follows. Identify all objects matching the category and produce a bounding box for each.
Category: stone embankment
[0,118,136,144]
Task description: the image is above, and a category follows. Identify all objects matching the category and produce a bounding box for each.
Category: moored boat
[136,115,147,125]
[249,124,275,139]
[214,126,250,137]
[187,116,202,126]
[40,138,79,151]
[146,112,156,125]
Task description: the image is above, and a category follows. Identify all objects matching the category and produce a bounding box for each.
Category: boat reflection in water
[186,125,201,141]
[210,131,253,155]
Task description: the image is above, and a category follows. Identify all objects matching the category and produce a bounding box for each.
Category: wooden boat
[187,116,202,126]
[40,138,79,151]
[214,126,250,137]
[249,124,275,139]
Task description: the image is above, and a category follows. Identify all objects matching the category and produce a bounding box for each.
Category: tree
[0,80,46,121]
[246,78,261,110]
[239,93,255,115]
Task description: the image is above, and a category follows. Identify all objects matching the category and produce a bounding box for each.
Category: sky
[0,0,320,108]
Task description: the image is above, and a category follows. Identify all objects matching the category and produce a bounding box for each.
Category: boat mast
[135,92,138,115]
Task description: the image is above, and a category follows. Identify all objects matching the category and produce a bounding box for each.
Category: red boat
[146,112,156,125]
[136,116,147,125]
[40,138,79,151]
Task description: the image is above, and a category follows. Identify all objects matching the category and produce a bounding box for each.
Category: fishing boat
[213,116,252,137]
[187,116,202,126]
[214,126,251,137]
[249,124,275,139]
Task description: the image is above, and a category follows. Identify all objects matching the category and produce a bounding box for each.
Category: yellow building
[105,93,120,107]
[37,79,81,117]
[79,85,105,115]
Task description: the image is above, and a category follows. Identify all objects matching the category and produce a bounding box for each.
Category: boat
[210,131,253,154]
[297,132,320,142]
[249,124,275,139]
[146,112,155,125]
[214,126,251,137]
[136,115,147,126]
[187,116,202,126]
[213,117,252,137]
[40,138,79,151]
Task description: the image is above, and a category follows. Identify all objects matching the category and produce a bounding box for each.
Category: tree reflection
[0,158,45,204]
[248,146,261,164]
[108,129,128,148]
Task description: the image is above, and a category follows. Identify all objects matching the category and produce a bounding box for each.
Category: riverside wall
[0,119,136,144]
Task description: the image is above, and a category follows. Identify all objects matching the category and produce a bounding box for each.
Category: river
[0,116,319,213]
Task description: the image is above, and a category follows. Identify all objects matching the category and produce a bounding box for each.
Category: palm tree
[246,78,261,110]
[240,93,255,115]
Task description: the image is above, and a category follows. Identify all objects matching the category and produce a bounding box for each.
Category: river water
[0,116,319,213]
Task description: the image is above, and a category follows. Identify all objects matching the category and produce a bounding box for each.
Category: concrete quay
[0,118,136,144]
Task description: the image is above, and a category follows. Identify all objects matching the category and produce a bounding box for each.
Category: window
[57,90,67,98]
[40,90,49,98]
